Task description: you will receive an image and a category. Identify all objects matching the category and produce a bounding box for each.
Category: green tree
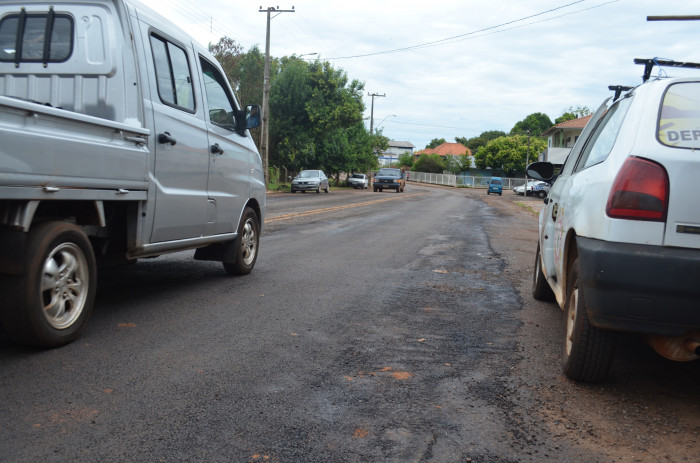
[413,154,445,173]
[474,135,547,176]
[554,112,577,124]
[426,138,447,149]
[457,130,506,154]
[510,113,553,137]
[397,152,414,169]
[269,58,370,178]
[444,155,463,174]
[555,105,592,124]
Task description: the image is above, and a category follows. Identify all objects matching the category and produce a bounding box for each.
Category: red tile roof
[415,142,471,157]
[542,115,592,136]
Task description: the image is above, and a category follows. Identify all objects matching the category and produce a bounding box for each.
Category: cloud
[141,0,699,149]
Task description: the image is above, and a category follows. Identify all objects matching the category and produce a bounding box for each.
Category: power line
[327,0,617,60]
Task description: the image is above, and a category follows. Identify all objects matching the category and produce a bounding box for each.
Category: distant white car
[347,173,368,189]
[513,180,550,197]
[529,59,700,382]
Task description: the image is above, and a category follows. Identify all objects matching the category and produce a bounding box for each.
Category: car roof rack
[634,58,700,83]
[608,85,634,101]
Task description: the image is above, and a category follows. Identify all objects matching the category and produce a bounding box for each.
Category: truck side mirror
[526,161,555,183]
[245,104,261,129]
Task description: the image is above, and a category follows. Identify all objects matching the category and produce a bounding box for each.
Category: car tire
[562,257,615,382]
[487,190,490,195]
[316,187,320,193]
[532,243,555,301]
[499,192,502,196]
[223,207,259,276]
[324,185,329,193]
[538,190,546,198]
[4,221,97,348]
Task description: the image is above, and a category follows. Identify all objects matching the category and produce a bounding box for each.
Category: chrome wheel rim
[41,243,89,330]
[240,218,257,266]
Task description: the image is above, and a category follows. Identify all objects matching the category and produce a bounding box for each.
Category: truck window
[0,10,73,63]
[149,34,195,112]
[199,57,238,131]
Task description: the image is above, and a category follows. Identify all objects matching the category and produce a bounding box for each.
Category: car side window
[575,96,632,172]
[150,34,195,112]
[199,57,238,131]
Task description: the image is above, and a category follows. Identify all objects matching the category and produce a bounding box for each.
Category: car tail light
[606,157,669,221]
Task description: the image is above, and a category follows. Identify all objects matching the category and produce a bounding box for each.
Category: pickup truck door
[197,57,250,236]
[146,32,209,243]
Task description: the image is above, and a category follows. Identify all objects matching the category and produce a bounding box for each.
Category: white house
[378,140,415,166]
[539,115,592,164]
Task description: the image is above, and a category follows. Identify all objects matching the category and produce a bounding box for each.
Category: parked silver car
[347,173,368,189]
[291,170,329,193]
[513,180,551,198]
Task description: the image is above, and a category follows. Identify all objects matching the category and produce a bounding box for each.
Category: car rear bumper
[578,236,700,336]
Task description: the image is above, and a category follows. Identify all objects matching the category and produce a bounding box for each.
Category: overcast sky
[139,0,699,149]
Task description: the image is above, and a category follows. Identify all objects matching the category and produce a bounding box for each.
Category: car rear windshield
[658,82,700,149]
[490,179,501,185]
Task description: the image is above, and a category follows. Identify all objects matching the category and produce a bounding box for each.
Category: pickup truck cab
[373,168,405,193]
[529,59,700,382]
[0,0,264,347]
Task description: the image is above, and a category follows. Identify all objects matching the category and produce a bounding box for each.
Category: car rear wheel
[4,221,97,347]
[562,257,615,382]
[538,190,546,198]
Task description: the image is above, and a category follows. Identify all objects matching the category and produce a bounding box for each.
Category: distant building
[414,142,474,168]
[378,140,415,166]
[539,115,592,164]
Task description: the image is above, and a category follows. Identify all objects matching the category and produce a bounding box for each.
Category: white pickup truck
[0,0,265,347]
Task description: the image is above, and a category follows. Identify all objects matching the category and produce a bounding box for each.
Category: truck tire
[562,257,615,382]
[223,208,259,276]
[4,221,96,348]
[532,243,555,301]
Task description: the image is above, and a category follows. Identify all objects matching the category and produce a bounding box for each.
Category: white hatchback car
[528,60,700,382]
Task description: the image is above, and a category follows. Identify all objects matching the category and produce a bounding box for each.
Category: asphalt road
[1,183,699,462]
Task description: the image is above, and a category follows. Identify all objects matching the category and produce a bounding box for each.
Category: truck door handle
[210,143,224,155]
[158,132,177,146]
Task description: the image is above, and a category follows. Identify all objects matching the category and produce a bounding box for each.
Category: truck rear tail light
[606,157,669,221]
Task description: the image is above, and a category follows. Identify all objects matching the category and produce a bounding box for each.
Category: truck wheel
[223,208,259,276]
[532,243,555,301]
[4,221,96,347]
[562,257,615,382]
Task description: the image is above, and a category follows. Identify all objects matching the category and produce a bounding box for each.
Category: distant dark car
[291,170,329,193]
[373,168,405,193]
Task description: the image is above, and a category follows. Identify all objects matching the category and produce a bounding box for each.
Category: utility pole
[368,92,385,135]
[259,6,295,187]
[367,92,385,186]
